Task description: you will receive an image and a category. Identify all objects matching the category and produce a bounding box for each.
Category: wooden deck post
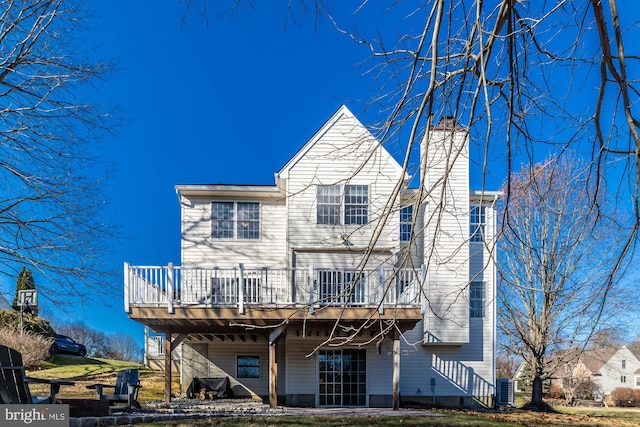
[165,329,172,403]
[392,331,400,410]
[268,324,287,408]
[269,339,277,408]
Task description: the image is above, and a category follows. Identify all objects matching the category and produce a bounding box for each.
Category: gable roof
[579,347,621,374]
[275,105,406,185]
[515,345,637,379]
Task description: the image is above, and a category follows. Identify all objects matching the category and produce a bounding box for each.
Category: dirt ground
[468,408,640,427]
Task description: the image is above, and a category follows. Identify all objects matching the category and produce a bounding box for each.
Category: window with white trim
[317,184,369,225]
[400,205,413,242]
[344,185,368,225]
[622,360,626,369]
[470,281,485,318]
[470,205,486,242]
[237,355,260,378]
[211,202,260,239]
[317,185,342,225]
[621,375,627,383]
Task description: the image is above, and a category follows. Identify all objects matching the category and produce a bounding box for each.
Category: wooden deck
[130,305,423,335]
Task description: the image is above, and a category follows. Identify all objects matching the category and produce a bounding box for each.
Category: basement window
[237,355,260,379]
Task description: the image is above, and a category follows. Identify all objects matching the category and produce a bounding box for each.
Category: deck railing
[124,263,425,314]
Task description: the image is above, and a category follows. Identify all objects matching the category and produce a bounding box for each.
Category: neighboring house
[514,346,640,398]
[555,346,640,396]
[125,105,500,409]
[0,293,10,310]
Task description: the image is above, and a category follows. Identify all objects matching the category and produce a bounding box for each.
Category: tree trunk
[531,375,544,406]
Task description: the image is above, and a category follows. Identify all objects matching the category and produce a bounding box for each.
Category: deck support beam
[269,339,277,408]
[164,329,172,403]
[392,330,400,410]
[268,323,287,408]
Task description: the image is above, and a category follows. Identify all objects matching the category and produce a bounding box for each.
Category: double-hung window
[470,205,486,242]
[470,281,485,318]
[400,205,413,242]
[317,184,369,225]
[344,185,368,225]
[211,201,260,239]
[317,185,342,225]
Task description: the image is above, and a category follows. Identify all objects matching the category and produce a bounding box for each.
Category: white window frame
[470,205,486,243]
[399,205,413,242]
[344,185,369,225]
[211,201,260,240]
[317,185,342,225]
[316,184,369,225]
[470,281,485,318]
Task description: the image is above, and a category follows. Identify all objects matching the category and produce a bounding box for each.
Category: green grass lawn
[26,354,168,402]
[37,354,143,378]
[27,358,640,426]
[135,414,523,427]
[557,405,640,424]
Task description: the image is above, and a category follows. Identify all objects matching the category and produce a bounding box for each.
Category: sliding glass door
[318,349,366,406]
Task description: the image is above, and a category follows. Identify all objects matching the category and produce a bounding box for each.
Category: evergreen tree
[12,267,37,316]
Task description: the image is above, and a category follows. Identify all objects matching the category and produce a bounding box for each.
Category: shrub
[545,384,565,400]
[0,309,55,337]
[0,326,53,369]
[609,387,640,407]
[574,379,598,400]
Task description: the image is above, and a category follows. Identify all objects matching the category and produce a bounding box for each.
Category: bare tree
[105,332,142,363]
[55,321,108,357]
[495,350,518,379]
[0,0,116,306]
[498,156,627,407]
[190,0,640,302]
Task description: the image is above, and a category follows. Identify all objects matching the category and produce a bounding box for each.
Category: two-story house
[547,346,640,398]
[124,105,499,409]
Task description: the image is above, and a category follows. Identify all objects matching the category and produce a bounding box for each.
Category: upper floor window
[345,185,368,225]
[470,205,486,242]
[400,205,413,242]
[317,184,369,225]
[622,360,626,369]
[211,201,260,239]
[621,375,627,383]
[470,281,485,318]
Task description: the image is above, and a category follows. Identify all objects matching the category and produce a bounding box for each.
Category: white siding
[181,196,287,268]
[594,347,640,395]
[284,332,394,400]
[422,126,470,344]
[283,109,404,256]
[399,320,494,400]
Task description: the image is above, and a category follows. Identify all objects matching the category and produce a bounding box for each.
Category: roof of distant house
[0,293,10,310]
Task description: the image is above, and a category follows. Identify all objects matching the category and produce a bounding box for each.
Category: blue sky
[2,1,637,347]
[52,2,404,343]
